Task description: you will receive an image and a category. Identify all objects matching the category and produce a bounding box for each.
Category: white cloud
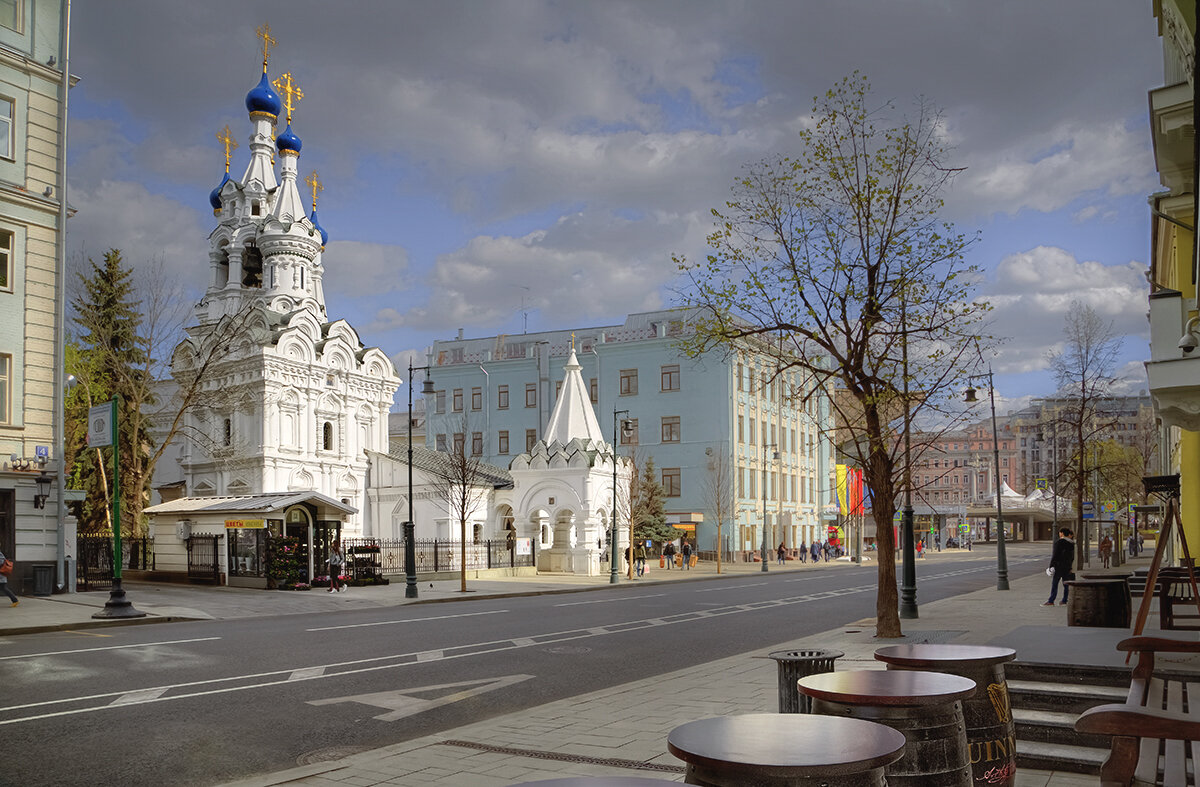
[321,240,410,297]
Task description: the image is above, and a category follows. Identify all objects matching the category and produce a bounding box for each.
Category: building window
[0,230,9,291]
[738,467,745,497]
[471,387,482,410]
[0,1,22,33]
[497,385,509,409]
[525,383,537,408]
[322,421,333,451]
[435,390,446,414]
[0,353,8,424]
[662,468,681,498]
[472,432,483,456]
[436,434,447,451]
[223,418,232,447]
[749,418,756,445]
[498,431,509,454]
[556,380,563,400]
[737,362,744,392]
[526,429,537,451]
[453,433,465,454]
[620,369,638,396]
[661,364,680,392]
[738,415,744,443]
[620,418,639,445]
[589,377,598,404]
[452,389,463,412]
[661,416,680,443]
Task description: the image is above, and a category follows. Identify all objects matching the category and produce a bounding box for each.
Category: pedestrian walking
[0,549,16,606]
[681,541,692,570]
[663,541,676,570]
[1044,527,1075,606]
[798,542,807,563]
[1099,534,1112,569]
[811,542,820,563]
[917,538,925,558]
[327,541,345,592]
[634,543,647,576]
[776,542,786,565]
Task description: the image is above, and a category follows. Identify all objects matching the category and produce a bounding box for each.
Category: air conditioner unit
[176,520,192,540]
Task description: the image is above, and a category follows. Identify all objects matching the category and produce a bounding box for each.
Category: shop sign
[225,519,266,529]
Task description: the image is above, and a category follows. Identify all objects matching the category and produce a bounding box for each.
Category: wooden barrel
[800,670,974,787]
[875,645,1016,787]
[1065,579,1130,627]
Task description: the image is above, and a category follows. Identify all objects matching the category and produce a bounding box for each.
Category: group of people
[1045,528,1147,605]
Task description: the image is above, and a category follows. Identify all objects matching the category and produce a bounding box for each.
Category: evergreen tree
[632,458,676,544]
[68,250,153,535]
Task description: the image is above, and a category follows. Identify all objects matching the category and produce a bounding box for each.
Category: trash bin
[32,564,53,596]
[767,648,843,713]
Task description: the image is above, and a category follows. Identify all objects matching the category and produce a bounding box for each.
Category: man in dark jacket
[1044,527,1075,606]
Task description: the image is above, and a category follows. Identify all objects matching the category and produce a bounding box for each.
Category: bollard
[767,649,843,713]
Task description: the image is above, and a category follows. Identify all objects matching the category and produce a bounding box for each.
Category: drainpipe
[53,0,71,591]
[478,364,489,454]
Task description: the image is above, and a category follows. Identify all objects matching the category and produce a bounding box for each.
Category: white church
[145,38,631,587]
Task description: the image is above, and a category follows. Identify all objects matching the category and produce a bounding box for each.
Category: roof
[383,443,513,488]
[144,491,357,516]
[543,349,605,445]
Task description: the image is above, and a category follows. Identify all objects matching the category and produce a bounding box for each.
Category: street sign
[1082,501,1095,521]
[88,402,114,447]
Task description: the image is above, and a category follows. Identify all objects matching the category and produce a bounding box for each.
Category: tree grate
[440,739,686,773]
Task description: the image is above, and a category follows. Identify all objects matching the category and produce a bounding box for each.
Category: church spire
[543,349,605,445]
[270,71,307,223]
[240,22,280,193]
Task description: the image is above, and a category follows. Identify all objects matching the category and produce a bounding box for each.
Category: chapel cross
[272,72,304,124]
[304,170,323,210]
[256,22,276,73]
[216,125,238,172]
[570,332,576,351]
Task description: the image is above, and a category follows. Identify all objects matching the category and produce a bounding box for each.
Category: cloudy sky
[67,1,1164,411]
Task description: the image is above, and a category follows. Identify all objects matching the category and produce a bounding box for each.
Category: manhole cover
[544,645,591,654]
[297,745,372,765]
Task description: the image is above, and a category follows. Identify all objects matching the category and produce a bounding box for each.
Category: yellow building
[1144,1,1197,547]
[0,0,72,594]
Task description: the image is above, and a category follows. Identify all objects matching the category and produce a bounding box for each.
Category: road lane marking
[0,637,222,661]
[693,583,766,592]
[554,594,665,607]
[289,667,325,681]
[0,560,1022,726]
[109,688,167,706]
[308,674,534,721]
[416,650,443,662]
[307,609,508,632]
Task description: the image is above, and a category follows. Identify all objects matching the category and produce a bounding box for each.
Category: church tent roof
[543,348,605,445]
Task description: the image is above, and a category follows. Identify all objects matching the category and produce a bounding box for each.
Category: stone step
[1008,678,1127,714]
[1016,738,1105,775]
[1013,707,1112,749]
[1008,660,1130,688]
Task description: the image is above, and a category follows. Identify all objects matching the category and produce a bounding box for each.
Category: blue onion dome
[245,72,282,118]
[209,171,230,210]
[309,208,328,246]
[276,123,302,154]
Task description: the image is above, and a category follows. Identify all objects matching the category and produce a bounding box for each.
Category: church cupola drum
[159,23,401,539]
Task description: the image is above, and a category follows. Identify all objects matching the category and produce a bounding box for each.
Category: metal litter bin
[32,564,53,596]
[767,648,843,713]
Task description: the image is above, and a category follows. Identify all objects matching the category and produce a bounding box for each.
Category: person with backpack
[0,549,16,606]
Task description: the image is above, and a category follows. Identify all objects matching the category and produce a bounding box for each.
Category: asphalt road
[0,547,1043,786]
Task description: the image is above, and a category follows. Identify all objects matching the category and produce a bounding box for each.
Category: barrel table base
[875,645,1017,787]
[682,763,887,786]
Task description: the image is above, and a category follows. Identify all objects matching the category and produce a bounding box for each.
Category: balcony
[1146,288,1200,431]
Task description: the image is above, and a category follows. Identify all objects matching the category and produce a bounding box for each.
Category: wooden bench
[1075,636,1200,786]
[1159,568,1200,630]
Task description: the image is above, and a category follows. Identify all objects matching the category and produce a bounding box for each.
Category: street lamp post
[899,292,918,618]
[406,359,435,599]
[761,441,778,572]
[612,409,631,584]
[966,366,1009,590]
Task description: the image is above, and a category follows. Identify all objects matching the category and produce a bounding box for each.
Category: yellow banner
[225,519,266,529]
[836,464,848,515]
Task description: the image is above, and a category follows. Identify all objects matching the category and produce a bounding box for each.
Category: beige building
[0,0,72,594]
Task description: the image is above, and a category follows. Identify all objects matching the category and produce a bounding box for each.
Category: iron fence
[186,535,221,582]
[341,537,534,576]
[76,536,154,592]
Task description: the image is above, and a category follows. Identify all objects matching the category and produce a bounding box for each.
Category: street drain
[441,740,685,773]
[296,745,374,765]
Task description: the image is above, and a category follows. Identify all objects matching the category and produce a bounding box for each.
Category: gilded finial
[304,170,323,211]
[216,125,238,173]
[570,332,576,351]
[272,72,303,124]
[256,22,277,74]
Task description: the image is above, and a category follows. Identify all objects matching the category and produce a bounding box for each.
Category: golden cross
[272,71,304,124]
[216,125,238,172]
[304,170,323,210]
[256,22,276,73]
[570,331,576,351]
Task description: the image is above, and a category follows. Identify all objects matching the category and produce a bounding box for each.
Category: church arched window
[322,421,333,451]
[223,418,232,447]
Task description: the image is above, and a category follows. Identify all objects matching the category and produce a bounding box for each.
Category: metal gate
[186,535,221,582]
[76,535,113,592]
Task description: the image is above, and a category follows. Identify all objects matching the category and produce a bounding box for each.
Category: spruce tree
[632,458,676,544]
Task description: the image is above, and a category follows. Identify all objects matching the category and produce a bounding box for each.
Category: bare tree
[702,445,735,573]
[677,74,988,637]
[1047,301,1122,568]
[428,415,492,592]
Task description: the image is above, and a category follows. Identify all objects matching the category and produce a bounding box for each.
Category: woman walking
[0,549,17,606]
[327,541,345,592]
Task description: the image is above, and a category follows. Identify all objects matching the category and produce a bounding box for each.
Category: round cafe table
[667,713,906,786]
[875,644,1017,786]
[798,669,976,786]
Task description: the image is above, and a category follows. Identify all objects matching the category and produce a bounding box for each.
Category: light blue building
[425,309,838,555]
